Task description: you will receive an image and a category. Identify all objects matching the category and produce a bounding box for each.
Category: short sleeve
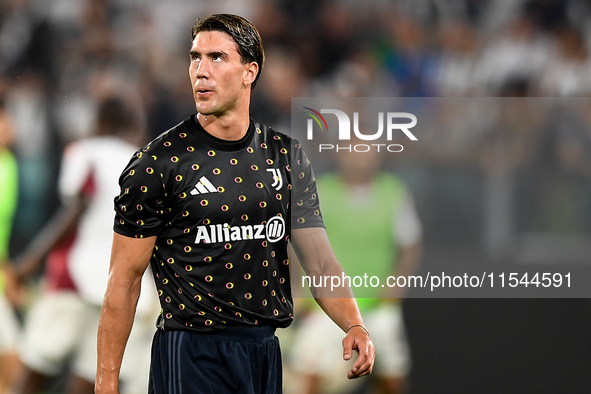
[113,150,167,238]
[58,142,92,201]
[291,139,324,229]
[394,190,423,247]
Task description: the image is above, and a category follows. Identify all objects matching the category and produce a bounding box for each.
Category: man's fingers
[342,334,354,361]
[342,326,376,379]
[347,340,373,379]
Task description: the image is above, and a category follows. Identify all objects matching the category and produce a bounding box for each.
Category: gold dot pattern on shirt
[113,120,324,332]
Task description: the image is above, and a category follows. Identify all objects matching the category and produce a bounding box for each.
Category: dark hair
[96,97,135,136]
[192,14,264,89]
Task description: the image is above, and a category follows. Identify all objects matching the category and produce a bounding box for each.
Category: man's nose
[195,58,211,78]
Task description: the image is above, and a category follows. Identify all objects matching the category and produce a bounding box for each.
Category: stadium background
[1,0,591,392]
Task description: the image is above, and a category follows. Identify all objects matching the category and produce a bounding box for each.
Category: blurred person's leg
[70,304,101,394]
[0,294,21,394]
[364,303,410,394]
[290,311,362,394]
[66,375,95,394]
[15,291,86,394]
[119,312,156,394]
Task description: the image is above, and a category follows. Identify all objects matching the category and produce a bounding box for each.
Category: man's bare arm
[291,227,375,379]
[95,233,156,394]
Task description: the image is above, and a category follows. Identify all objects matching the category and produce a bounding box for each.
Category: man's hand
[342,325,375,379]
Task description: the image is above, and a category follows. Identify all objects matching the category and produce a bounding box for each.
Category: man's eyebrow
[189,50,228,58]
[208,51,228,58]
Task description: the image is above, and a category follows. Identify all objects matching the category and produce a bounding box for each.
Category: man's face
[189,30,253,117]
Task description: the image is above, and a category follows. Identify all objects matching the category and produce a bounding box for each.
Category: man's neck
[197,111,250,141]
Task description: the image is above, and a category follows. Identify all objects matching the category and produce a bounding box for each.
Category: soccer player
[291,146,422,394]
[95,14,375,394]
[12,97,157,394]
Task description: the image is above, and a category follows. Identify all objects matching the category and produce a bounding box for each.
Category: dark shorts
[148,326,282,394]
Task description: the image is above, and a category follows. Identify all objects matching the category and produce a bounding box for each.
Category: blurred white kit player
[19,132,158,394]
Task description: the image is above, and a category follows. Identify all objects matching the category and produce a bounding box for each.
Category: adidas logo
[190,176,218,195]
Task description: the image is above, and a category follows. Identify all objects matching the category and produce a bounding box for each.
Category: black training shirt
[114,115,323,332]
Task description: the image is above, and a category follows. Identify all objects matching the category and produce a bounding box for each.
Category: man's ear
[243,62,259,87]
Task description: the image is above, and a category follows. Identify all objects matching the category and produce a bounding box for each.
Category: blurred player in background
[291,145,422,394]
[0,83,22,394]
[12,97,158,394]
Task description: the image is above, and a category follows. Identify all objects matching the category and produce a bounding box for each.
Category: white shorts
[19,291,156,394]
[0,295,19,354]
[290,303,410,379]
